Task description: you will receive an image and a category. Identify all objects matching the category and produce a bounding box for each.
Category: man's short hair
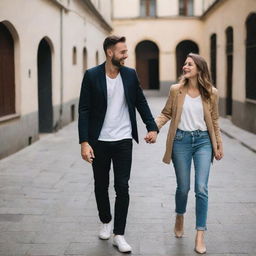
[103,35,126,54]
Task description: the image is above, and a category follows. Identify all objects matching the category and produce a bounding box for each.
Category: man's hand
[144,131,157,144]
[81,142,95,164]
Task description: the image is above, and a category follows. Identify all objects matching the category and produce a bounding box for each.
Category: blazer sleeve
[211,89,223,147]
[78,71,91,144]
[134,71,159,132]
[155,86,174,130]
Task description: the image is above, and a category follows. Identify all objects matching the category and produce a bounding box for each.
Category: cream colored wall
[202,0,216,12]
[157,0,178,17]
[62,0,107,103]
[112,0,139,18]
[90,0,112,24]
[99,0,112,24]
[0,0,61,116]
[112,0,212,18]
[0,0,111,117]
[202,0,256,102]
[113,18,203,82]
[194,0,203,16]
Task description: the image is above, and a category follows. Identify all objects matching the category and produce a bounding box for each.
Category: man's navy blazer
[78,62,158,144]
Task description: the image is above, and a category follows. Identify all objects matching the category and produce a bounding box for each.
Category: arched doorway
[135,40,159,90]
[246,13,256,101]
[176,40,199,79]
[37,38,53,133]
[0,22,15,117]
[226,27,233,116]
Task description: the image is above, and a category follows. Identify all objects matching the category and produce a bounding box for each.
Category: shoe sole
[194,248,206,254]
[113,243,131,253]
[98,235,111,240]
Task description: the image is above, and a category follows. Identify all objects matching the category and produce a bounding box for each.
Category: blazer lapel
[202,98,212,129]
[175,85,186,122]
[99,63,107,101]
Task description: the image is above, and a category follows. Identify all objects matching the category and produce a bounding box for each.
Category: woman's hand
[214,144,223,160]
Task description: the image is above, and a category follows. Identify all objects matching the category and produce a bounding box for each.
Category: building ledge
[0,113,20,124]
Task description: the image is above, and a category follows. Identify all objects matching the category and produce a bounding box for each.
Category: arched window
[210,34,217,86]
[83,47,87,72]
[226,27,233,115]
[73,47,77,65]
[95,51,99,65]
[246,13,256,100]
[140,0,156,17]
[176,40,199,79]
[0,22,15,117]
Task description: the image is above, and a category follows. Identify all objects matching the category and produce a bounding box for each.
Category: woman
[155,53,223,254]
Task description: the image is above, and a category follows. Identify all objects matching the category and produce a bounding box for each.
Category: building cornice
[51,0,112,32]
[113,16,200,22]
[51,0,69,11]
[200,0,226,20]
[81,0,112,32]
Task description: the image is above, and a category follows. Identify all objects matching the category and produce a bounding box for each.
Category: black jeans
[92,139,132,235]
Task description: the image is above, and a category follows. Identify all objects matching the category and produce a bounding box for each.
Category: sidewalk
[219,117,256,153]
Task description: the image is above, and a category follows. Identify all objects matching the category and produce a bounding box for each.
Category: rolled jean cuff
[175,211,185,216]
[196,226,207,231]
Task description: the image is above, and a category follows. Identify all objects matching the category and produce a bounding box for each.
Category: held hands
[214,144,224,160]
[81,142,95,164]
[144,131,158,144]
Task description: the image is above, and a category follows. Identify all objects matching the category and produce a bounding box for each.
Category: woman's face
[182,57,199,79]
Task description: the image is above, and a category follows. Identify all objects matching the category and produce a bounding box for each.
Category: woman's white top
[98,73,132,141]
[178,94,207,131]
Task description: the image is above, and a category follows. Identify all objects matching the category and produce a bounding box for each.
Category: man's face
[109,42,128,68]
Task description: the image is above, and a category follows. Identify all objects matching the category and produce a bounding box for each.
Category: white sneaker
[98,222,112,240]
[113,235,132,253]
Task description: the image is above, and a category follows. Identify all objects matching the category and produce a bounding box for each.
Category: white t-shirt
[98,73,132,141]
[178,94,207,131]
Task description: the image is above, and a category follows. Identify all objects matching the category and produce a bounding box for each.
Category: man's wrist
[81,141,90,146]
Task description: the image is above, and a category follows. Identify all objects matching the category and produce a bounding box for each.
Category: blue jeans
[172,129,213,230]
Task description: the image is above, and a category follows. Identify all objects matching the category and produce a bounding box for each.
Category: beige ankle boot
[174,215,184,238]
[195,231,206,254]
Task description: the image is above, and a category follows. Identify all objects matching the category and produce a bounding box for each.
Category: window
[246,13,256,101]
[0,23,15,117]
[210,34,217,86]
[73,47,77,65]
[179,0,194,16]
[95,51,99,65]
[140,0,156,17]
[83,47,87,71]
[225,27,233,115]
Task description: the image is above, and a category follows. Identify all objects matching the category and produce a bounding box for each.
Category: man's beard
[111,56,124,68]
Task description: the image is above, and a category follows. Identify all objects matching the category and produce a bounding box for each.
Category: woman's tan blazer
[155,84,223,164]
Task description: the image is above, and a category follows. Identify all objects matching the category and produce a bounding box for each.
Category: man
[78,35,158,253]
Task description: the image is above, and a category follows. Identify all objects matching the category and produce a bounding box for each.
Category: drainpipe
[59,7,64,129]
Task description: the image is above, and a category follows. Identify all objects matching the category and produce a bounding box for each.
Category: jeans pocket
[200,133,210,139]
[174,131,184,141]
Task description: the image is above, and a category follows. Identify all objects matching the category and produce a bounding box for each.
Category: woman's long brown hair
[179,53,214,100]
